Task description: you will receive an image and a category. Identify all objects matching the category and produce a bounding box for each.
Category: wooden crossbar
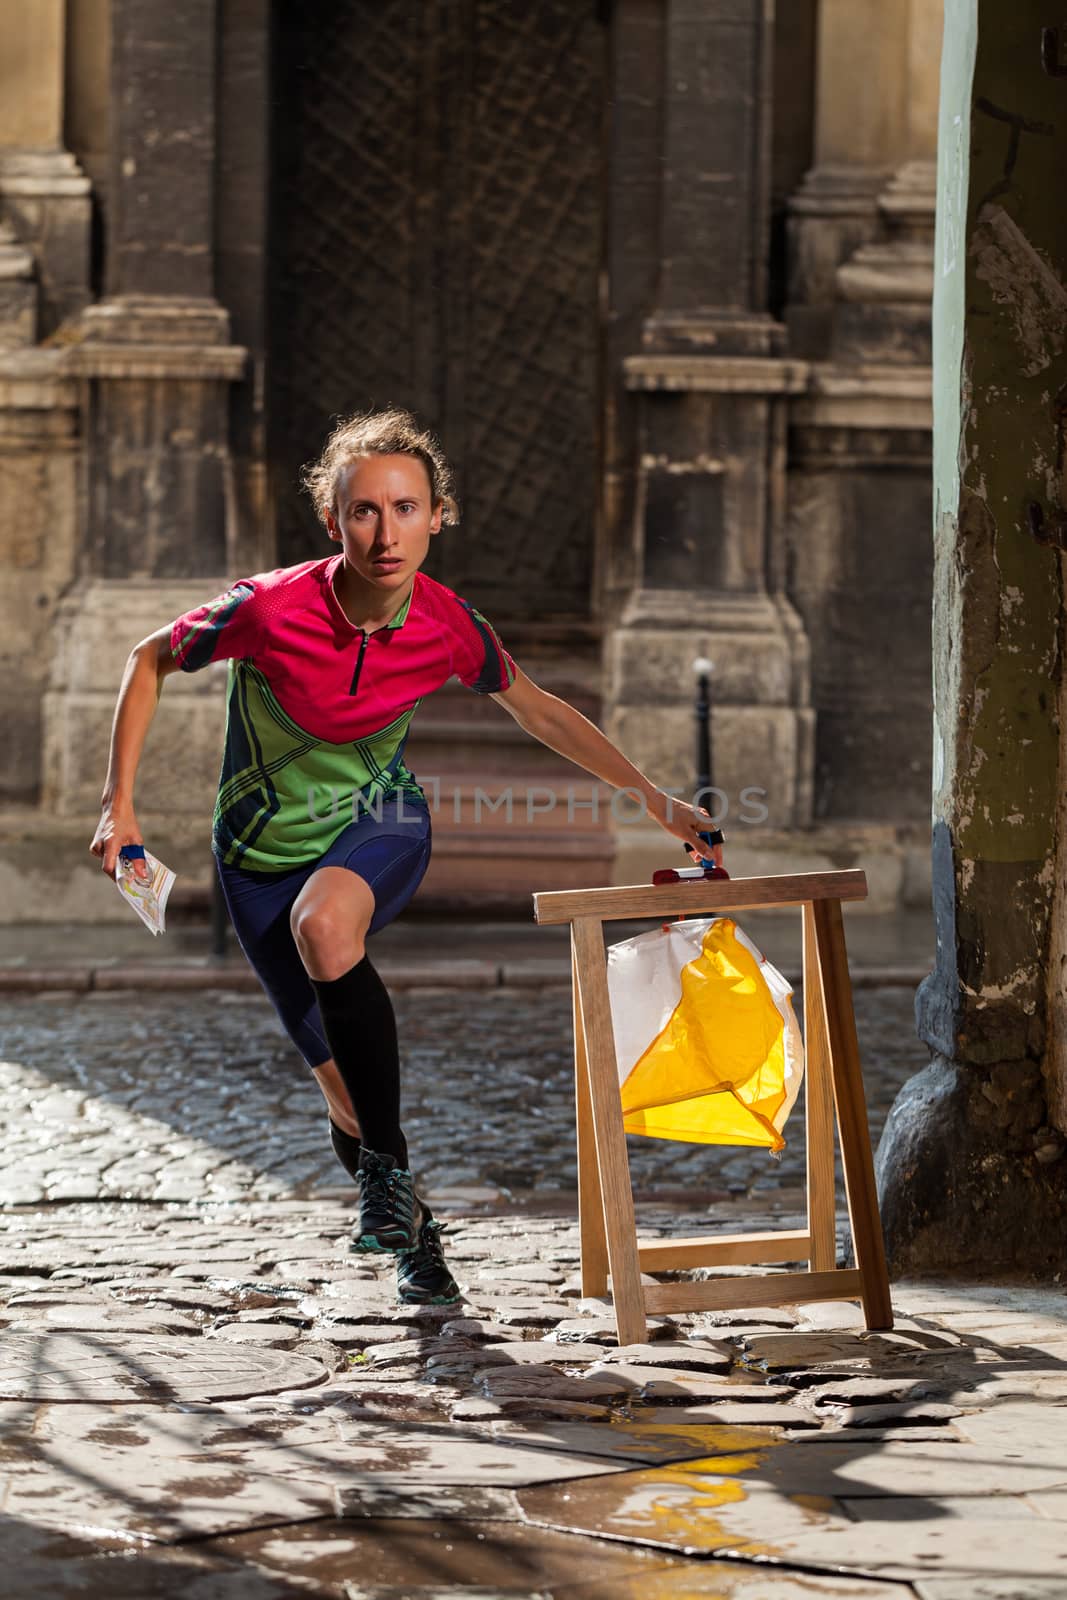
[539,869,893,1344]
[533,868,868,925]
[643,1269,867,1317]
[637,1230,812,1272]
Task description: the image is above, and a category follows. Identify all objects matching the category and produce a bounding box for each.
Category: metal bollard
[692,654,714,800]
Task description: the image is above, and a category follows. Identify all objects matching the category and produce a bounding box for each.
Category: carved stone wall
[0,0,945,918]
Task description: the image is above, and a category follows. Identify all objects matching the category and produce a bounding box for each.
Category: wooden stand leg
[574,944,609,1297]
[571,917,647,1345]
[803,903,838,1272]
[811,899,893,1330]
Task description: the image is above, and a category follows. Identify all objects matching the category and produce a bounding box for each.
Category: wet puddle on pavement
[221,1514,680,1592]
[518,1449,791,1558]
[218,1510,900,1598]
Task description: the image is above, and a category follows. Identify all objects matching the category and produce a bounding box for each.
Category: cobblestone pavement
[1,1194,1066,1597]
[0,988,923,1210]
[6,985,1066,1596]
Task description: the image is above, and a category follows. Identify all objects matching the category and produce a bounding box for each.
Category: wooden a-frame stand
[532,870,893,1346]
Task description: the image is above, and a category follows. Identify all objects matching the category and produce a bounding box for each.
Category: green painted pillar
[875,0,1067,1270]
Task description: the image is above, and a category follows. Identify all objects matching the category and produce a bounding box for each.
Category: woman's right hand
[90,804,148,880]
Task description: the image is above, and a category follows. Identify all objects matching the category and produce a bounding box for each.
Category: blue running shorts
[216,795,431,1069]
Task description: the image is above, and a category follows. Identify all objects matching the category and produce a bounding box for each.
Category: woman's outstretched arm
[490,666,724,865]
[90,625,181,878]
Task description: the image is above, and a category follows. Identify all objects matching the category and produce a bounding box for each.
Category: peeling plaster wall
[922,0,1066,1079]
[1050,561,1067,1130]
[875,0,1067,1268]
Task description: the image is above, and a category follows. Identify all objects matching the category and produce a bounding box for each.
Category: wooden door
[270,0,606,619]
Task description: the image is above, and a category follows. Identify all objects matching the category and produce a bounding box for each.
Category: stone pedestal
[787,364,933,823]
[0,149,91,336]
[787,166,892,358]
[37,299,246,820]
[834,161,936,366]
[66,297,246,581]
[608,355,814,869]
[42,580,232,821]
[0,347,78,804]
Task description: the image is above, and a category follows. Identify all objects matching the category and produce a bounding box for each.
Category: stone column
[787,0,941,360]
[43,0,246,828]
[605,0,814,882]
[781,0,941,853]
[0,0,91,337]
[70,0,245,579]
[0,0,84,808]
[876,0,1067,1271]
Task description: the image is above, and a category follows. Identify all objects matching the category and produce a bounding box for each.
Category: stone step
[0,806,933,923]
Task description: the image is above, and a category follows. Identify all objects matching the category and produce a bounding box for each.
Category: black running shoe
[351,1148,422,1253]
[396,1210,461,1305]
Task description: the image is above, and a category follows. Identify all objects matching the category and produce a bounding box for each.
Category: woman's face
[326,454,441,590]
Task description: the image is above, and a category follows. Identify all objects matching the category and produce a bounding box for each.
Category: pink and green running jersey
[170,557,516,872]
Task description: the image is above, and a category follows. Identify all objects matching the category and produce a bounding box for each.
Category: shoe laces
[357,1153,397,1207]
[414,1219,446,1266]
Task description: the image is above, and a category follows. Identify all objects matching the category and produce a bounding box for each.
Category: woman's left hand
[647,791,724,868]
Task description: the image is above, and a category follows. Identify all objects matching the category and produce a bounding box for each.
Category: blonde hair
[302,407,459,528]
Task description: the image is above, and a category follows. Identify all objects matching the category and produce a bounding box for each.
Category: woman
[90,408,724,1305]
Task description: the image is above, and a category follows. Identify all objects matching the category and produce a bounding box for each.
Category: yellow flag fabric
[606,916,804,1151]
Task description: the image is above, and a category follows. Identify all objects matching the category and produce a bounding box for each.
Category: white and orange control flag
[605,916,804,1151]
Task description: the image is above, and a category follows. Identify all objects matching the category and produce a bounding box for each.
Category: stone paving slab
[0,1405,341,1543]
[837,1400,962,1428]
[769,1518,1067,1585]
[688,1434,1067,1499]
[485,1417,779,1466]
[0,1533,326,1599]
[597,1340,735,1369]
[628,1381,801,1404]
[742,1330,964,1369]
[6,1302,203,1334]
[951,1399,1067,1459]
[586,1363,738,1398]
[0,1404,626,1543]
[839,1494,1043,1520]
[475,1366,636,1403]
[650,1400,821,1428]
[334,1484,522,1520]
[218,1516,678,1597]
[517,1457,844,1559]
[518,1457,1067,1580]
[915,1584,1067,1600]
[553,1571,909,1600]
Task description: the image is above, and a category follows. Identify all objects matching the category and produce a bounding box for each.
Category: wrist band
[683,828,725,860]
[119,844,146,862]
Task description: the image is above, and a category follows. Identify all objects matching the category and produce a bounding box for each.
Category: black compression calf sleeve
[311,956,408,1169]
[329,1119,362,1180]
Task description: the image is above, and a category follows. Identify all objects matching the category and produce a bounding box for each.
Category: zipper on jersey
[348,630,369,696]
